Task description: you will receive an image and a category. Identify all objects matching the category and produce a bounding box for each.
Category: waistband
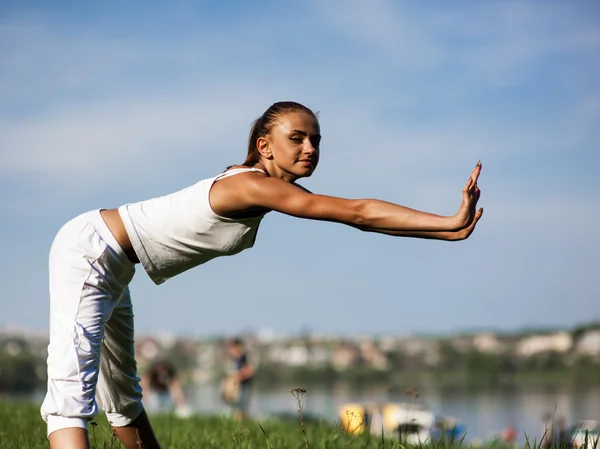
[84,209,135,269]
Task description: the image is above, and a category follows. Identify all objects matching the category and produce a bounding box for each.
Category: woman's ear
[257,136,272,159]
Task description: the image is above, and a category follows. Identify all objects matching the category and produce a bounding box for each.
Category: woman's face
[265,112,321,180]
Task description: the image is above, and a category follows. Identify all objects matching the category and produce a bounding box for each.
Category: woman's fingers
[460,207,484,240]
[473,187,481,207]
[463,180,479,205]
[471,161,482,184]
[470,207,484,229]
[463,177,473,192]
[464,161,482,195]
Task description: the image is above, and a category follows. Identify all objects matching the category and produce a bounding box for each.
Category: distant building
[359,341,389,370]
[576,330,600,358]
[473,333,504,354]
[516,332,572,357]
[332,342,359,371]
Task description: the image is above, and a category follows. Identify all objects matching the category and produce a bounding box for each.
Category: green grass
[0,399,402,449]
[0,399,597,449]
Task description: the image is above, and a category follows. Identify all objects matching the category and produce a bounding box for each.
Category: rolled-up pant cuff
[47,415,88,437]
[104,402,144,427]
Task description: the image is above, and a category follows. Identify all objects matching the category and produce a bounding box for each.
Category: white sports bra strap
[214,167,266,181]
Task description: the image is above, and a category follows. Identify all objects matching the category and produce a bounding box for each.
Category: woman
[41,101,483,449]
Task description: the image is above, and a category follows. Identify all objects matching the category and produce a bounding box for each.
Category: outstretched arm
[362,181,483,241]
[356,207,484,241]
[242,162,482,234]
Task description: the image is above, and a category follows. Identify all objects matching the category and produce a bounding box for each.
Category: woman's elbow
[351,200,370,228]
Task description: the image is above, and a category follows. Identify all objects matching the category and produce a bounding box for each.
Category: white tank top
[118,168,266,285]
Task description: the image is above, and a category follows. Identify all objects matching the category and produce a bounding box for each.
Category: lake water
[180,382,600,444]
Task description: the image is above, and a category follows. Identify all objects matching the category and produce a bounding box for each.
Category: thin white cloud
[312,0,445,71]
[456,3,600,86]
[312,1,600,85]
[0,90,270,174]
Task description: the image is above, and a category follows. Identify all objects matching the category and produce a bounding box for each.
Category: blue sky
[1,1,599,338]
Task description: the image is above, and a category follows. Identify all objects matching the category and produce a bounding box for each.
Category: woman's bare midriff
[99,208,140,264]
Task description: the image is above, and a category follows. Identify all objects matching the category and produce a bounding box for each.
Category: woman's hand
[451,206,484,241]
[455,161,482,229]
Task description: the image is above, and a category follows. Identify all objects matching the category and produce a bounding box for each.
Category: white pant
[41,210,143,436]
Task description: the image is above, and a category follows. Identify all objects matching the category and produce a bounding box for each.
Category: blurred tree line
[2,322,600,394]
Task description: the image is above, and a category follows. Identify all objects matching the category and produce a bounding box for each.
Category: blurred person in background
[222,337,254,421]
[141,360,191,418]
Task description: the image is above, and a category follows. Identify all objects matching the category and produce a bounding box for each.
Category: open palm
[455,161,482,229]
